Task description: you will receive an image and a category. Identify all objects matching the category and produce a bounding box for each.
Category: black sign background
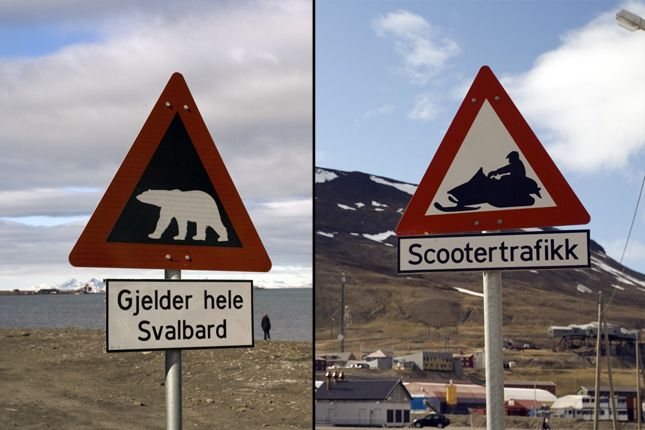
[108,114,241,247]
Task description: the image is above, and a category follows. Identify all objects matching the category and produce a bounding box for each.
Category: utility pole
[339,272,345,353]
[593,292,602,430]
[603,318,618,430]
[636,330,642,430]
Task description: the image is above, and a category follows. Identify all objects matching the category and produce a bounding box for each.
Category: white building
[315,379,412,427]
[550,395,628,421]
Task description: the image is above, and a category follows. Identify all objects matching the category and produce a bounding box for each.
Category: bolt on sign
[69,72,271,272]
[106,280,253,352]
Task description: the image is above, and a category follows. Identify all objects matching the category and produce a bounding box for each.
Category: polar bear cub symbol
[136,189,228,242]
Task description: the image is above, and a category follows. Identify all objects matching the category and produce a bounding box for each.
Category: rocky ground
[0,328,312,429]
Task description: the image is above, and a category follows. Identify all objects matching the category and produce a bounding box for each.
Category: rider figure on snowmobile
[487,150,525,180]
[434,150,541,212]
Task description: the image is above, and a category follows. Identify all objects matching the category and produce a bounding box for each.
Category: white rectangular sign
[106,280,253,352]
[398,230,590,273]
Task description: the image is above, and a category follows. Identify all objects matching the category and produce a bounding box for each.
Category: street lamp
[615,8,644,430]
[616,9,645,31]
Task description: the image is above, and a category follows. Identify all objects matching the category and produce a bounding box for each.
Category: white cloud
[364,104,395,118]
[250,198,312,266]
[506,4,645,172]
[0,0,312,289]
[0,0,312,199]
[0,0,257,25]
[259,198,311,217]
[0,196,312,290]
[373,9,459,84]
[408,93,441,122]
[0,188,100,217]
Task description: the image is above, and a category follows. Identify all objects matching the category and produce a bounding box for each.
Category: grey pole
[593,292,602,430]
[340,272,345,353]
[636,330,642,430]
[165,269,182,430]
[483,270,505,430]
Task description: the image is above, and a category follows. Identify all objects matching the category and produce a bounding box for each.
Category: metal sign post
[165,269,182,430]
[483,270,505,430]
[395,66,591,430]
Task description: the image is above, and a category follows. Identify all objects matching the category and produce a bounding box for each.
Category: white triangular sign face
[427,100,556,215]
[396,66,589,235]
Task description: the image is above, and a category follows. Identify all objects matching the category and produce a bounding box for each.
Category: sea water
[0,288,311,341]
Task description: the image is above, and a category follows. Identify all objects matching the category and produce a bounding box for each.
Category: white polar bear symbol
[136,189,228,242]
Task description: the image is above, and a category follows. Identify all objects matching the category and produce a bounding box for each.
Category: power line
[604,174,645,313]
[620,174,645,264]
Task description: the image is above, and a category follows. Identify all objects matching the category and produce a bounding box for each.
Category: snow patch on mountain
[369,175,417,195]
[363,231,396,243]
[317,231,335,238]
[453,287,484,298]
[576,284,592,294]
[355,202,365,208]
[337,203,356,211]
[316,168,338,183]
[591,256,645,288]
[372,201,388,208]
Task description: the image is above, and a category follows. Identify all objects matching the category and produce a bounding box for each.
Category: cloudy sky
[0,0,312,290]
[317,0,645,274]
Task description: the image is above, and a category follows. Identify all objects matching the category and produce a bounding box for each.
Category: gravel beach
[0,328,312,429]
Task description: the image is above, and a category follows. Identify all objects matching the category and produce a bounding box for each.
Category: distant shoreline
[0,289,104,296]
[0,286,312,296]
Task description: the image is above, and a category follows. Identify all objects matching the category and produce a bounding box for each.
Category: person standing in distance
[261,313,271,340]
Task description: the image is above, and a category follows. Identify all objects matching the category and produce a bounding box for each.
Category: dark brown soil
[0,328,311,429]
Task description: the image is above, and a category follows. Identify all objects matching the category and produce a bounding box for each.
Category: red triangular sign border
[69,72,271,272]
[396,66,590,236]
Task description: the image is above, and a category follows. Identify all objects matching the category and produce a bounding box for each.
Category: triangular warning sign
[396,66,590,236]
[69,72,271,271]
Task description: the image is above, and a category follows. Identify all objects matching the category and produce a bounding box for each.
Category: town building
[316,352,357,370]
[405,382,556,417]
[315,379,412,427]
[453,352,474,368]
[361,349,394,369]
[550,394,628,421]
[577,386,636,421]
[504,387,557,416]
[395,351,463,375]
[404,382,486,414]
[505,380,557,396]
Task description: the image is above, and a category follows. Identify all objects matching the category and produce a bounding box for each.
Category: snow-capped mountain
[33,278,105,293]
[315,167,645,331]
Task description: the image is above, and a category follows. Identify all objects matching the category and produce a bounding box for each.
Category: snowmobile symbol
[434,151,542,212]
